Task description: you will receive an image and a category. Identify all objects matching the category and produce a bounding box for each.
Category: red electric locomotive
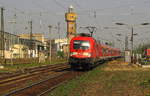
[69,33,121,70]
[143,48,150,61]
[145,48,150,57]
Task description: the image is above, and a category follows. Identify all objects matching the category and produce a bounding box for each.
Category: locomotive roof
[71,35,120,51]
[101,44,120,51]
[72,35,94,40]
[77,33,91,37]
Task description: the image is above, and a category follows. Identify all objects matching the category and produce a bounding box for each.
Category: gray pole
[1,7,5,60]
[125,36,128,50]
[57,22,60,51]
[48,25,52,63]
[29,21,33,58]
[29,21,33,42]
[131,26,133,63]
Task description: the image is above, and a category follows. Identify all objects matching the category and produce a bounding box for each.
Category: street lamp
[141,23,150,25]
[116,33,122,36]
[115,22,150,63]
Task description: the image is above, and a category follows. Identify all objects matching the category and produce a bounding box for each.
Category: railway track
[0,63,68,80]
[0,63,71,95]
[4,71,83,96]
[0,60,119,95]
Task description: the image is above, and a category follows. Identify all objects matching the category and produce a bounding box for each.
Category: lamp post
[115,22,150,63]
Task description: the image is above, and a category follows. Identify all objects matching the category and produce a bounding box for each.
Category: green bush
[57,51,64,58]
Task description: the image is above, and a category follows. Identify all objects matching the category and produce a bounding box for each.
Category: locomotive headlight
[83,52,91,57]
[70,52,77,56]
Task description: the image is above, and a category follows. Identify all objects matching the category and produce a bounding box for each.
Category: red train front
[69,34,97,70]
[69,33,121,70]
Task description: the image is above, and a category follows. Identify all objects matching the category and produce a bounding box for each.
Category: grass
[2,59,150,95]
[49,65,105,96]
[49,62,150,96]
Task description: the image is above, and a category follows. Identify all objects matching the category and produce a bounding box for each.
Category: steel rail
[0,66,69,88]
[3,71,69,96]
[37,79,69,96]
[0,63,68,85]
[0,62,68,80]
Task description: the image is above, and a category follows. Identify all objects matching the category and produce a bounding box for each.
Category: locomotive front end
[69,37,94,70]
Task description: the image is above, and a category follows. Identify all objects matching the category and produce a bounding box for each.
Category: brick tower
[65,5,77,42]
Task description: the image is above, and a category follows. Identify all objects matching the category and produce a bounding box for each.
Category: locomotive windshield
[73,40,90,50]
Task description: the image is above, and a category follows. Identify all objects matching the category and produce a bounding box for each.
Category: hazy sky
[1,0,150,49]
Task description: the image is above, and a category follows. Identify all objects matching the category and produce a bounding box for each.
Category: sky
[1,0,150,49]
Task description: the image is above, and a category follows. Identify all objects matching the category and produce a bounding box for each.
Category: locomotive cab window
[73,40,90,50]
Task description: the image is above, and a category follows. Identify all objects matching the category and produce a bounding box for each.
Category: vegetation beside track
[49,64,105,96]
[0,58,67,73]
[49,60,150,96]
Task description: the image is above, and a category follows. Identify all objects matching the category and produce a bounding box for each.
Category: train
[144,48,150,57]
[142,48,150,62]
[69,33,121,70]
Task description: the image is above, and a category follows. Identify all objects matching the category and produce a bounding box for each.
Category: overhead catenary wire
[52,0,66,9]
[71,0,82,9]
[1,0,150,41]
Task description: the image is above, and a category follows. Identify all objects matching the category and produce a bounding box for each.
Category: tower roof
[68,5,74,13]
[69,5,74,9]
